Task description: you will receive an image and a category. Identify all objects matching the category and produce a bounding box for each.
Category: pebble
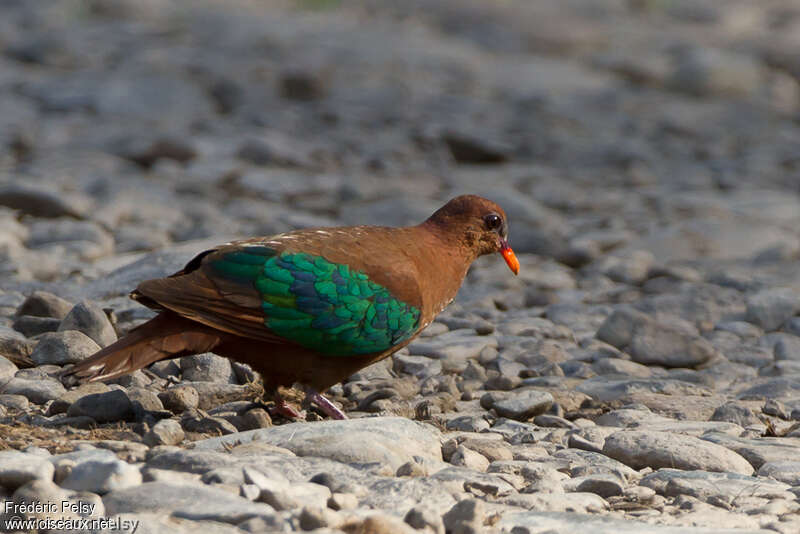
[481,389,554,421]
[104,482,277,524]
[66,389,135,422]
[15,291,73,319]
[30,330,101,366]
[0,450,56,489]
[159,385,200,413]
[194,416,443,470]
[745,289,800,331]
[181,353,237,384]
[3,376,66,404]
[60,459,143,494]
[144,418,185,446]
[603,430,754,475]
[57,300,117,347]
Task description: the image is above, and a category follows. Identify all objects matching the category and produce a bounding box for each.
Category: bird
[64,195,520,420]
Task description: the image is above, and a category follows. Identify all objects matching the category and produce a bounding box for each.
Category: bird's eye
[484,214,502,230]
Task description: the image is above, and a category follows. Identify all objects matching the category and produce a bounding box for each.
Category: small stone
[144,419,185,446]
[443,131,511,164]
[442,499,485,534]
[711,401,762,427]
[181,408,238,435]
[450,446,489,472]
[60,459,142,494]
[3,376,66,404]
[359,514,418,534]
[603,430,753,474]
[30,330,101,366]
[15,291,73,319]
[746,289,800,331]
[67,389,135,422]
[0,355,18,382]
[404,506,445,534]
[279,70,326,101]
[483,390,553,421]
[575,475,624,497]
[12,315,62,337]
[0,450,55,489]
[47,382,111,415]
[0,184,87,219]
[58,301,117,347]
[159,385,200,413]
[328,492,358,511]
[298,505,340,530]
[0,335,34,368]
[181,353,237,383]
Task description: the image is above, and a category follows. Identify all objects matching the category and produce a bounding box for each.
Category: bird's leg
[303,387,347,420]
[271,391,304,420]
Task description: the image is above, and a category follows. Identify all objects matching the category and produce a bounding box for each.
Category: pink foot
[305,388,347,420]
[270,395,303,420]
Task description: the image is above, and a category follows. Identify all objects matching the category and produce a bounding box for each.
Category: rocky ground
[1,0,800,532]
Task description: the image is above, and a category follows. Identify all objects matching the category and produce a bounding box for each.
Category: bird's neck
[411,221,477,327]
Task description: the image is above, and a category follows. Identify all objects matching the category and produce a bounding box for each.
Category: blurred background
[0,0,799,298]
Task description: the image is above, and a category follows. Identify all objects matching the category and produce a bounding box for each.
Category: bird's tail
[63,312,221,382]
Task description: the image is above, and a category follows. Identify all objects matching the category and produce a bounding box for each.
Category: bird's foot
[304,388,347,420]
[271,396,304,420]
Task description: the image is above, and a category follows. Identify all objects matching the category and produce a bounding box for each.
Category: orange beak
[500,239,519,275]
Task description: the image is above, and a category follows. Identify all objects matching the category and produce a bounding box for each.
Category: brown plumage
[64,195,519,419]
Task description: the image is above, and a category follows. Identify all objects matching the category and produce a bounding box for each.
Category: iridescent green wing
[208,245,421,355]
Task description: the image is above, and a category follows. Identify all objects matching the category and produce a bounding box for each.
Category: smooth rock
[30,330,100,366]
[104,482,276,524]
[15,291,73,319]
[66,389,135,422]
[60,459,143,494]
[0,450,56,489]
[144,418,185,447]
[193,417,443,470]
[603,430,753,474]
[746,289,800,331]
[58,301,117,347]
[481,389,553,421]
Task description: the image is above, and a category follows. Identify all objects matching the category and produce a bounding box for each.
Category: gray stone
[58,301,117,347]
[0,355,18,382]
[711,401,762,427]
[67,389,135,422]
[60,459,142,494]
[746,289,800,331]
[193,416,443,470]
[442,498,485,534]
[30,330,100,366]
[0,184,88,219]
[181,352,237,383]
[159,385,200,413]
[144,418,185,446]
[757,461,800,486]
[574,474,624,498]
[628,317,716,368]
[181,408,238,435]
[482,389,553,421]
[47,382,111,415]
[3,376,66,404]
[15,291,73,319]
[640,469,792,502]
[0,335,33,368]
[701,432,800,470]
[404,505,445,534]
[104,482,276,524]
[0,450,55,489]
[603,430,753,474]
[407,330,498,361]
[12,315,62,337]
[500,511,769,533]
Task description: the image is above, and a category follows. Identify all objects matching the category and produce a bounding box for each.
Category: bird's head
[425,195,519,275]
